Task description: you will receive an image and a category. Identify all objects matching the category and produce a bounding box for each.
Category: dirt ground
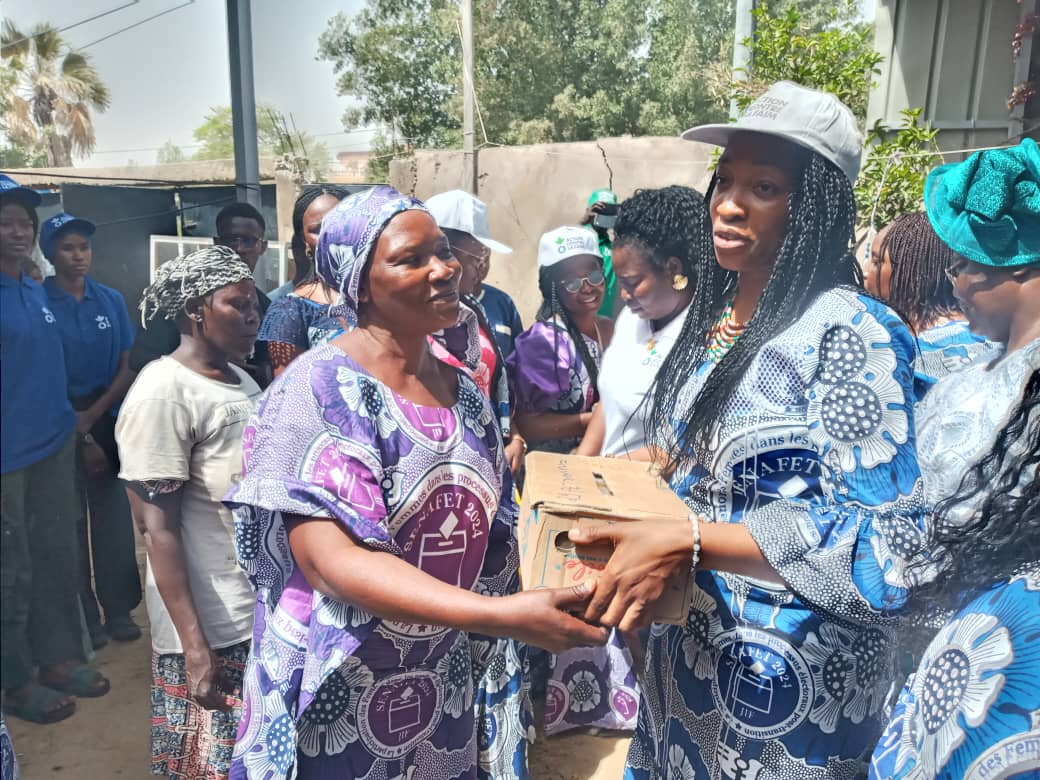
[7,550,629,779]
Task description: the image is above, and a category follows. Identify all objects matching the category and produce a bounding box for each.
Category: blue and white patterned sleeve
[742,296,926,624]
[869,570,1040,780]
[257,295,310,349]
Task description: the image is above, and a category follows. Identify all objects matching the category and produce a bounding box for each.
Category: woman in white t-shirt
[116,246,261,780]
[540,187,710,738]
[577,185,710,460]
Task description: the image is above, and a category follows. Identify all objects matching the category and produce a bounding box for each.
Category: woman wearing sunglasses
[507,226,614,454]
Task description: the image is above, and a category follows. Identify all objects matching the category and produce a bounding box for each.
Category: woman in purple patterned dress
[225,187,606,780]
[507,226,615,455]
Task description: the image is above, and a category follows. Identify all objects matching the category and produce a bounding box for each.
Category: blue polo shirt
[1,272,77,474]
[44,276,134,412]
[477,284,524,358]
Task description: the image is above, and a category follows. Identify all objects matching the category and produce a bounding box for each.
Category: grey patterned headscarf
[140,245,253,325]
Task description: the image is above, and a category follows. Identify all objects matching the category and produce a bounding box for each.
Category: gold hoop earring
[672,273,689,291]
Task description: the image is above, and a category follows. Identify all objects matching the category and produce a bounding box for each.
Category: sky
[3,0,374,167]
[3,0,877,168]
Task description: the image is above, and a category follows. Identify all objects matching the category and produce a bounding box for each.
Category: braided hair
[291,185,351,285]
[648,150,862,470]
[876,211,960,332]
[140,245,253,325]
[613,185,712,283]
[911,370,1039,613]
[536,263,602,403]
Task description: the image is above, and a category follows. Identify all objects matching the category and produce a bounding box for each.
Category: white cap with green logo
[538,226,600,268]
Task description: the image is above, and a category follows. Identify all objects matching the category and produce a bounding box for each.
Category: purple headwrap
[315,185,483,374]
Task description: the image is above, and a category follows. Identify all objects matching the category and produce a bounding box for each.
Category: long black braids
[613,185,712,284]
[910,370,1039,614]
[291,185,351,286]
[877,211,960,332]
[536,266,601,404]
[647,151,862,471]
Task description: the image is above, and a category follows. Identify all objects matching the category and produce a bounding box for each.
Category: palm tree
[1,20,110,167]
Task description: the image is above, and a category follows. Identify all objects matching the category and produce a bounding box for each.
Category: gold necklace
[592,319,604,352]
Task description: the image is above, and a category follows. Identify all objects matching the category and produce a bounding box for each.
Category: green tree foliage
[854,109,941,230]
[1,20,110,167]
[724,3,939,229]
[0,141,48,168]
[156,140,186,164]
[191,103,331,180]
[318,0,873,179]
[318,0,460,154]
[726,3,882,119]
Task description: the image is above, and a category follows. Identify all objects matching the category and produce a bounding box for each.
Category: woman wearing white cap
[506,226,614,454]
[569,82,926,779]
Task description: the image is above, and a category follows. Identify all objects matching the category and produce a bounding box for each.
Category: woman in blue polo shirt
[42,212,143,649]
[0,176,110,725]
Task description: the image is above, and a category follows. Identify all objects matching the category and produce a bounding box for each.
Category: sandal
[41,665,111,699]
[6,684,77,724]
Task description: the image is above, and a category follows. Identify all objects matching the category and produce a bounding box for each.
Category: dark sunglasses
[216,234,261,249]
[560,269,605,293]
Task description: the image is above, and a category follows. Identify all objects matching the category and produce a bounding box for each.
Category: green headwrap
[924,137,1040,267]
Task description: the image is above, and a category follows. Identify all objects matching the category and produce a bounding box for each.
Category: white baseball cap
[681,81,863,183]
[424,190,512,254]
[537,226,600,268]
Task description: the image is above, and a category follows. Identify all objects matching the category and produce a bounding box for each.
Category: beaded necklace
[705,299,747,363]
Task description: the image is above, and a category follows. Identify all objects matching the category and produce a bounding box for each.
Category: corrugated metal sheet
[869,0,1038,158]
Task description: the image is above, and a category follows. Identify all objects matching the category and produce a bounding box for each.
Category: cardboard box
[518,452,694,625]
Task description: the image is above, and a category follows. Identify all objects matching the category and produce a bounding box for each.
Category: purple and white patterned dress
[506,319,601,454]
[226,343,529,779]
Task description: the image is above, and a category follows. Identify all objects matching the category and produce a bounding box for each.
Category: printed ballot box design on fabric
[518,453,694,624]
[226,345,531,779]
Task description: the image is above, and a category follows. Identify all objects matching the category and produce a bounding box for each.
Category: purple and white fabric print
[226,343,528,779]
[544,631,640,735]
[506,320,601,454]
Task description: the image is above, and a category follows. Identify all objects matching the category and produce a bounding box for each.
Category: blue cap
[40,212,96,260]
[0,174,43,208]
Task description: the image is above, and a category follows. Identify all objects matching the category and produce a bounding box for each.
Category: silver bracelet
[689,512,702,572]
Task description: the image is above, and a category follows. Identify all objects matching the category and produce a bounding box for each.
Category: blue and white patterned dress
[258,294,345,352]
[0,712,17,780]
[912,320,994,400]
[869,566,1040,780]
[915,338,1040,522]
[626,289,925,780]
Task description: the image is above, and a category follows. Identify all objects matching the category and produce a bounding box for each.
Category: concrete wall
[389,136,715,325]
[869,0,1039,156]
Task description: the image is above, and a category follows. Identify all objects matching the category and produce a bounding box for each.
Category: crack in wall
[595,142,614,190]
